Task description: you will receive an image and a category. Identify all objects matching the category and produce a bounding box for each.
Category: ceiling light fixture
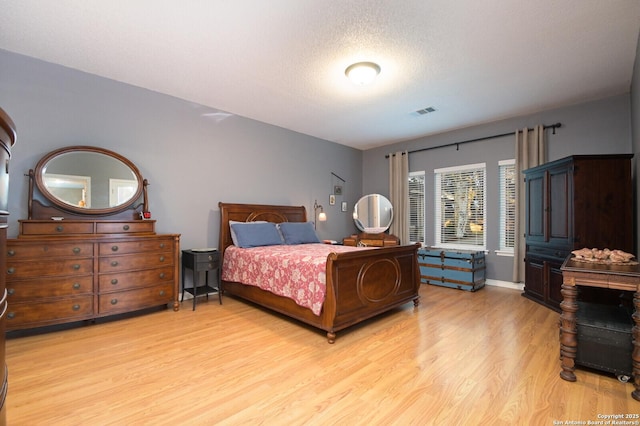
[345,62,381,86]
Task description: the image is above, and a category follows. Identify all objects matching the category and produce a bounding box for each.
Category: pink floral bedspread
[222,243,365,315]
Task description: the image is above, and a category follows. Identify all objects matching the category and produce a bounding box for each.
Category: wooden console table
[559,256,640,401]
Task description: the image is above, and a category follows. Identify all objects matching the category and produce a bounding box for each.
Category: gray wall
[2,47,637,285]
[0,49,363,248]
[363,94,634,282]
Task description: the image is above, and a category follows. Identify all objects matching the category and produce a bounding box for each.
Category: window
[408,172,425,244]
[434,163,486,250]
[499,159,516,254]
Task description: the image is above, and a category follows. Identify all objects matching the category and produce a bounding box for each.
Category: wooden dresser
[343,232,399,247]
[0,107,16,426]
[6,220,179,331]
[6,145,180,333]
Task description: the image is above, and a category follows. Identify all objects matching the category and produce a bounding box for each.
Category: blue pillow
[229,220,267,246]
[230,222,283,248]
[278,222,321,245]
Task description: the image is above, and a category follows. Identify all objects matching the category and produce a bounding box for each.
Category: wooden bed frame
[218,202,421,343]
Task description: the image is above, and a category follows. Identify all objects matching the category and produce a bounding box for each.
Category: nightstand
[181,249,222,310]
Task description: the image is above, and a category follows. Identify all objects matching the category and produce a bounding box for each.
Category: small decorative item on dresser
[181,249,222,310]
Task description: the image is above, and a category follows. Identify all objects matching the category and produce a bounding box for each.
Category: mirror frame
[34,146,144,216]
[353,193,394,234]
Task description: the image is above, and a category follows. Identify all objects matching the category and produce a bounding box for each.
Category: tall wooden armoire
[523,154,634,311]
[0,108,17,425]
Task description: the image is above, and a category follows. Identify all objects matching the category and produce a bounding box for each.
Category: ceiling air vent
[415,106,436,115]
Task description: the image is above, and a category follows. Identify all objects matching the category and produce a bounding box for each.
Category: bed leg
[413,297,420,307]
[327,332,336,344]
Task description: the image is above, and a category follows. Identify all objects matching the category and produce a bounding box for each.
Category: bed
[218,202,421,343]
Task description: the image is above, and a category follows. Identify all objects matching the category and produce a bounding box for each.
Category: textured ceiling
[1,1,639,150]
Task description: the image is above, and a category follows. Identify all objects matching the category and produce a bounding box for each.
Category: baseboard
[485,279,524,292]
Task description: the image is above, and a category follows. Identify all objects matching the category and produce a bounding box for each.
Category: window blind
[434,163,486,250]
[408,172,425,244]
[499,159,516,252]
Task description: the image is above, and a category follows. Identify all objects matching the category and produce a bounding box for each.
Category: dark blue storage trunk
[418,247,486,291]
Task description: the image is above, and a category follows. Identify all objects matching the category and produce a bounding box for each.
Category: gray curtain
[389,151,409,244]
[512,125,546,282]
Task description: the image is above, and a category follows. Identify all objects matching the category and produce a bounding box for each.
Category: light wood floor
[5,284,638,425]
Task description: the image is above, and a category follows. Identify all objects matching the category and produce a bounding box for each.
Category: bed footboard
[322,243,421,339]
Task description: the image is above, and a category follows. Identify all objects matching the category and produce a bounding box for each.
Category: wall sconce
[313,199,326,229]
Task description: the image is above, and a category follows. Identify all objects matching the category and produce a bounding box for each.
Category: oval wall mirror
[34,146,144,215]
[353,194,393,234]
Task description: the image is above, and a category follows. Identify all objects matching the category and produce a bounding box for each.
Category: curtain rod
[385,122,562,158]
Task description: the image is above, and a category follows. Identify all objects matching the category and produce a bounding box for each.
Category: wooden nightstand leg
[192,269,197,311]
[217,268,223,305]
[181,264,186,302]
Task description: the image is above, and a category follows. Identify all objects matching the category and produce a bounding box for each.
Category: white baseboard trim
[485,279,524,292]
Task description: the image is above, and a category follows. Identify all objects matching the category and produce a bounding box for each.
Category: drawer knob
[72,283,81,290]
[7,267,14,275]
[111,245,119,252]
[111,279,118,285]
[159,290,165,296]
[7,312,14,320]
[159,256,165,262]
[159,272,166,279]
[72,304,80,311]
[110,298,118,305]
[208,255,214,261]
[56,225,64,232]
[7,288,14,296]
[160,243,165,249]
[7,250,14,257]
[72,264,81,270]
[111,261,119,267]
[73,247,81,254]
[123,225,130,231]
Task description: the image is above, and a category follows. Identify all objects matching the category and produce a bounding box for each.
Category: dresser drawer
[526,245,569,261]
[7,275,93,300]
[98,283,174,315]
[196,258,220,271]
[99,238,174,256]
[99,252,173,272]
[20,221,95,236]
[194,251,220,271]
[6,296,94,329]
[359,239,384,247]
[99,266,174,292]
[7,258,93,279]
[7,242,94,259]
[96,221,155,234]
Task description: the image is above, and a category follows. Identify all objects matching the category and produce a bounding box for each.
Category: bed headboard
[218,202,308,257]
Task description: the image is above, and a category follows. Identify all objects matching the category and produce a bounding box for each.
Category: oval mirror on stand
[353,193,394,233]
[343,194,399,247]
[30,146,148,219]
